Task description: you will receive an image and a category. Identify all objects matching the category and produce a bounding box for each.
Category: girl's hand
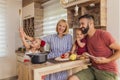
[76,37,80,41]
[19,28,24,38]
[76,37,82,41]
[19,27,27,38]
[19,27,24,34]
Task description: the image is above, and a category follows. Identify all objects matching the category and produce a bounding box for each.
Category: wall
[107,0,120,78]
[107,0,120,42]
[0,0,22,79]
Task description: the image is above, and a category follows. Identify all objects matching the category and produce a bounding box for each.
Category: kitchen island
[16,53,90,80]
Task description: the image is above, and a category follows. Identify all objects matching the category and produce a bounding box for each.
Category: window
[43,0,67,36]
[0,0,7,57]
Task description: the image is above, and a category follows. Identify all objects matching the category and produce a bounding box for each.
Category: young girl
[23,38,41,54]
[71,28,87,57]
[19,28,45,54]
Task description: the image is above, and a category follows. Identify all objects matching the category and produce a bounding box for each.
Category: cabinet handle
[24,15,32,19]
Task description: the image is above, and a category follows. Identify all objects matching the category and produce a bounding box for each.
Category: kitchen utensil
[19,9,22,27]
[55,57,69,61]
[84,53,97,59]
[27,51,49,64]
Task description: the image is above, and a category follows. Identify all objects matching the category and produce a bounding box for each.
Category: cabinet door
[22,2,34,19]
[23,18,34,37]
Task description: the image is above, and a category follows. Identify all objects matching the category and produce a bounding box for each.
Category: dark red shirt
[75,37,87,55]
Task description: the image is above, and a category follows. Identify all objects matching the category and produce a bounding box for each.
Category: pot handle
[27,54,34,59]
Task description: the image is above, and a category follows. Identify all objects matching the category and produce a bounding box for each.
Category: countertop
[16,53,90,80]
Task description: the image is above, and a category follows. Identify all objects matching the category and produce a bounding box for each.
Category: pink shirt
[87,29,118,75]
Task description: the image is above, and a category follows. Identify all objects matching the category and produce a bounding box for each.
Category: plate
[55,57,69,61]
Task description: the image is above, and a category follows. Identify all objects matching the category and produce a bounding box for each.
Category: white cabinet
[22,2,34,19]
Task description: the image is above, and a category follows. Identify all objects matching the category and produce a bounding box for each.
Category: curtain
[42,0,67,36]
[0,0,7,57]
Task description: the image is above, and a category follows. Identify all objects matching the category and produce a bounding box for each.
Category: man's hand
[92,57,110,64]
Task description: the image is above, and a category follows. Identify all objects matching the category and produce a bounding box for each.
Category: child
[71,28,87,58]
[23,38,41,54]
[19,27,46,54]
[19,27,46,62]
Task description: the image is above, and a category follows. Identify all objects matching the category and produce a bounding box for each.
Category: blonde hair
[56,19,69,35]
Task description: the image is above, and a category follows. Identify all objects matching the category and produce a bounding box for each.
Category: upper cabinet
[22,2,34,19]
[61,0,107,30]
[22,0,43,37]
[22,0,49,37]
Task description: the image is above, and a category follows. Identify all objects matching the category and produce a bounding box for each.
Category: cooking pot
[27,51,49,64]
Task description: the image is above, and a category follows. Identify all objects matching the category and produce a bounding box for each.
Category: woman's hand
[63,52,70,58]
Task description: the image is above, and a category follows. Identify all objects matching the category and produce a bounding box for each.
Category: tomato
[61,54,65,58]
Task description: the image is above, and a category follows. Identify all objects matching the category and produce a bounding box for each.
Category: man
[68,14,120,80]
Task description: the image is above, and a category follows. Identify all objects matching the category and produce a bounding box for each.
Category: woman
[43,19,72,80]
[42,19,72,59]
[19,19,72,80]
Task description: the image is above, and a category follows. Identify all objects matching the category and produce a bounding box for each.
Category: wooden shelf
[95,25,106,30]
[65,0,107,41]
[62,0,100,9]
[67,0,107,29]
[23,17,34,37]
